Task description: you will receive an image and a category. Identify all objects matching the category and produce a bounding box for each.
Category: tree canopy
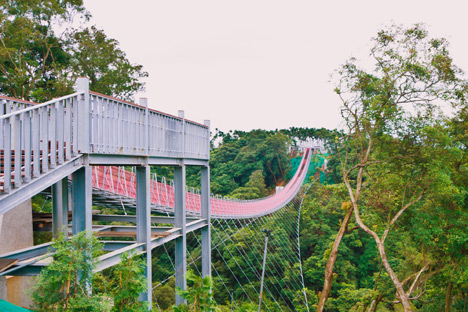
[0,0,147,102]
[316,23,468,311]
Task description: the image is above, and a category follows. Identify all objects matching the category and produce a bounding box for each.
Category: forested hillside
[4,2,468,310]
[304,24,468,311]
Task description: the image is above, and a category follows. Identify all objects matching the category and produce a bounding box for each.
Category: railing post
[204,119,211,160]
[201,165,211,280]
[178,110,184,158]
[136,165,152,309]
[140,98,149,155]
[76,77,90,154]
[174,165,187,306]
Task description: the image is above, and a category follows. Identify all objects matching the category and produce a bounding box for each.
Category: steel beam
[0,242,53,261]
[72,166,92,234]
[52,177,69,237]
[0,156,83,215]
[101,241,135,251]
[201,166,211,279]
[87,154,208,167]
[136,166,152,308]
[174,165,187,306]
[94,243,146,272]
[92,214,199,224]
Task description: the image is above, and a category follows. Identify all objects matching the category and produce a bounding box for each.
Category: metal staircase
[0,93,84,215]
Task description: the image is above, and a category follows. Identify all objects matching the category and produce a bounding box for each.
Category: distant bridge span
[91,147,311,219]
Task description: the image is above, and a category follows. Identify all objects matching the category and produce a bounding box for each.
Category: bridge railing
[0,93,81,193]
[88,91,210,159]
[0,96,37,114]
[1,79,210,194]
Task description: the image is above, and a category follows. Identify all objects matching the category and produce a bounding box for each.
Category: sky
[83,0,468,133]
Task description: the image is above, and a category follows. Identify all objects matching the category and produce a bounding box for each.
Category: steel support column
[52,177,69,237]
[201,166,211,279]
[136,165,152,309]
[174,165,187,306]
[72,166,92,235]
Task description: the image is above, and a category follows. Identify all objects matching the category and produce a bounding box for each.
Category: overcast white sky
[83,0,468,133]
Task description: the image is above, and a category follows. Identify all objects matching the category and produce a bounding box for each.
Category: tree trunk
[375,239,412,311]
[316,205,354,312]
[445,280,453,312]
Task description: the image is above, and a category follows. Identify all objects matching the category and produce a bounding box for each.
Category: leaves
[0,0,147,101]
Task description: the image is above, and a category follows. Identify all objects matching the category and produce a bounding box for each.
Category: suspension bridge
[0,78,313,310]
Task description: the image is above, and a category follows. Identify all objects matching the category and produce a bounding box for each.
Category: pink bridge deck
[92,148,311,218]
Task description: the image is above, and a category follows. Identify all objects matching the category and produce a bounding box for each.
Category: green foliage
[110,252,149,312]
[210,129,292,195]
[153,277,176,311]
[320,23,468,310]
[31,231,111,312]
[31,233,153,312]
[174,271,217,312]
[69,26,148,101]
[0,0,147,101]
[230,169,267,199]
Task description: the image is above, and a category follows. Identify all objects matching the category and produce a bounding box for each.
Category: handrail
[0,92,81,120]
[0,93,81,193]
[0,95,38,106]
[89,91,208,129]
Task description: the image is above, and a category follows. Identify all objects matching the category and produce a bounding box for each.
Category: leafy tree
[31,231,111,311]
[0,0,147,102]
[110,252,149,312]
[174,271,217,312]
[68,26,148,100]
[330,23,468,311]
[230,169,267,199]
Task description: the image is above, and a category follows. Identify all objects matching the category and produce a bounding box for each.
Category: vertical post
[178,110,184,158]
[140,98,149,155]
[76,77,90,154]
[52,177,69,237]
[72,166,92,235]
[258,229,271,312]
[136,165,152,309]
[174,165,187,306]
[201,166,211,279]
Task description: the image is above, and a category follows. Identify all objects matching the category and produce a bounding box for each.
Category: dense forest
[150,24,468,311]
[2,1,468,311]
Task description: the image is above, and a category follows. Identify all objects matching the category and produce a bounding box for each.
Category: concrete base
[0,276,6,301]
[0,199,34,308]
[0,199,33,253]
[7,276,34,308]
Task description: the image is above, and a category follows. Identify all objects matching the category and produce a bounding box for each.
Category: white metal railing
[0,93,81,193]
[0,96,36,116]
[0,78,210,195]
[89,91,210,159]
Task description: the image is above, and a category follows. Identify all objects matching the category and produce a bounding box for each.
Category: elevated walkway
[0,78,212,307]
[0,79,311,308]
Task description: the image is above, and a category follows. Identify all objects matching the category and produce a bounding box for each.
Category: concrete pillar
[0,199,33,252]
[0,276,6,301]
[136,165,152,309]
[201,166,211,279]
[0,199,34,308]
[174,165,187,306]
